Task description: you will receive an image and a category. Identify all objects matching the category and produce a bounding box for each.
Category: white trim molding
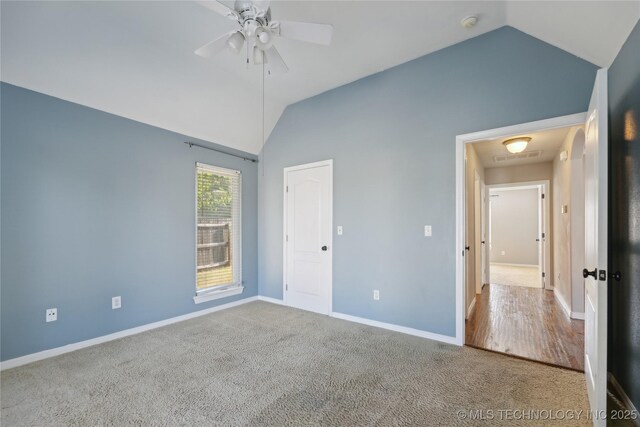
[490,262,539,268]
[193,285,244,304]
[571,311,585,320]
[467,297,477,319]
[330,312,458,346]
[456,112,587,346]
[257,296,286,305]
[255,297,458,346]
[1,296,258,371]
[608,373,640,426]
[554,288,572,318]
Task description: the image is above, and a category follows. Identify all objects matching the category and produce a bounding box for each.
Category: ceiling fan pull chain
[246,40,250,68]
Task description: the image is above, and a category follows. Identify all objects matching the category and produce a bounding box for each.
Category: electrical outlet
[424,225,432,237]
[46,308,57,322]
[112,296,122,310]
[337,226,343,235]
[373,290,380,301]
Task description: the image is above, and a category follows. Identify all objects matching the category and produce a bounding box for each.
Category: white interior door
[537,185,545,288]
[284,161,332,315]
[583,69,608,425]
[474,173,482,294]
[480,183,488,287]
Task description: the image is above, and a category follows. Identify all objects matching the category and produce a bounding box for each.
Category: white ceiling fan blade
[277,21,333,46]
[264,46,288,74]
[195,31,234,58]
[196,1,238,20]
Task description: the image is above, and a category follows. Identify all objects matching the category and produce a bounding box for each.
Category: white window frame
[193,162,243,304]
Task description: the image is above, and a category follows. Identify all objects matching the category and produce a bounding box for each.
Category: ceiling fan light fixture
[226,31,245,53]
[258,30,270,44]
[503,137,531,154]
[254,27,273,50]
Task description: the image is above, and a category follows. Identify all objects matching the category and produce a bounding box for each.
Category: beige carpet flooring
[490,263,541,288]
[1,301,590,426]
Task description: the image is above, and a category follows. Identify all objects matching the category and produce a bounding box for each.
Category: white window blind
[196,163,241,293]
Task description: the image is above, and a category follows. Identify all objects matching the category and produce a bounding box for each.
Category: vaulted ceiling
[2,1,639,154]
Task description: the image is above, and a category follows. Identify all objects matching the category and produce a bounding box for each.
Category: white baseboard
[0,296,259,371]
[257,296,286,305]
[571,311,585,320]
[609,373,640,426]
[467,297,477,319]
[254,296,459,346]
[330,311,459,346]
[491,262,538,268]
[554,289,571,318]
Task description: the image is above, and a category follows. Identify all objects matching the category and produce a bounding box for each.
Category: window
[194,163,242,303]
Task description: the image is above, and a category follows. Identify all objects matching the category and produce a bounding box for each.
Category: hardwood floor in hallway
[465,283,585,371]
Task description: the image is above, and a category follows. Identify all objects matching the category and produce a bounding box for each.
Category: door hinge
[286,185,288,192]
[541,193,545,199]
[286,283,288,290]
[542,272,545,278]
[542,232,546,239]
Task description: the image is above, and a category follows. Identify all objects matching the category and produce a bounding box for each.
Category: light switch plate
[337,226,343,235]
[112,296,122,310]
[424,225,432,237]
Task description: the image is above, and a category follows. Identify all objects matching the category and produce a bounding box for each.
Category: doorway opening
[487,181,548,290]
[457,114,588,371]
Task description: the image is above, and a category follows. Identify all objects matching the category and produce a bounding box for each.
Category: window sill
[193,285,244,304]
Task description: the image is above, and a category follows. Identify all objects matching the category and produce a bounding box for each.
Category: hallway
[465,284,584,371]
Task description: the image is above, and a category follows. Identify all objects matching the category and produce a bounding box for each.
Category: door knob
[609,271,622,282]
[321,246,328,251]
[481,241,485,244]
[465,246,470,251]
[583,268,597,279]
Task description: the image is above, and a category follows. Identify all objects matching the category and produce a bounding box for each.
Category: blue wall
[258,26,597,337]
[1,83,258,361]
[608,18,640,411]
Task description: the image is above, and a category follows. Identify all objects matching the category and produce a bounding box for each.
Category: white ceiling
[2,1,639,154]
[473,126,575,168]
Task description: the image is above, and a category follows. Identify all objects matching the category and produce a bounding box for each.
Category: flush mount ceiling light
[461,15,478,29]
[503,137,531,154]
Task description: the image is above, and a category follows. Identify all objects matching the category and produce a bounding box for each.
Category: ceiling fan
[195,0,333,74]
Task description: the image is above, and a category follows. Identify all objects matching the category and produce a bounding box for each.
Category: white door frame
[455,113,586,345]
[480,182,488,288]
[485,181,551,289]
[474,172,482,294]
[282,159,334,314]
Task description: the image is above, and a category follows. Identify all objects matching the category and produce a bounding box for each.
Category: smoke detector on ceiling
[461,15,478,29]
